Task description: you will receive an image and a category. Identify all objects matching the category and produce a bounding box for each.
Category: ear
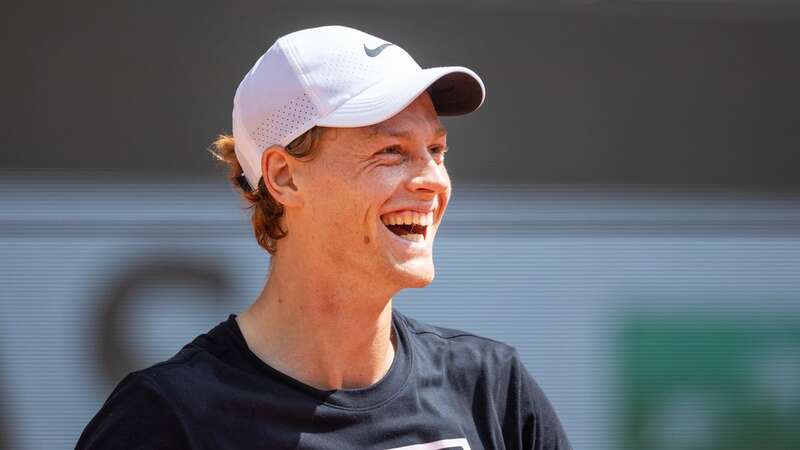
[261,145,302,208]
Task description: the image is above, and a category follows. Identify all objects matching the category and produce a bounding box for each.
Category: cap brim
[315,66,485,127]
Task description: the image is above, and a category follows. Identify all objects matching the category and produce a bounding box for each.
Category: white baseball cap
[231,25,486,192]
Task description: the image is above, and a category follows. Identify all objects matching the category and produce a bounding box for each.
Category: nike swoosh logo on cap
[364,43,393,57]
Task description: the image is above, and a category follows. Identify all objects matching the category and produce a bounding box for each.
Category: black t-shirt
[76,309,572,450]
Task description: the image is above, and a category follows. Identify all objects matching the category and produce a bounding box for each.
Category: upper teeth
[380,211,434,226]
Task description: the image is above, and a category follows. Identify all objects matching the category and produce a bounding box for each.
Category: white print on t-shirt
[384,437,471,450]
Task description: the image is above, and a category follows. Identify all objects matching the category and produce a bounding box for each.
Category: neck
[236,250,398,391]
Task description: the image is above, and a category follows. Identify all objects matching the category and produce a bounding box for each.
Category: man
[76,25,572,449]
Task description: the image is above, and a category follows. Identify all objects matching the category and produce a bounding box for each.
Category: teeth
[398,233,424,242]
[380,211,435,227]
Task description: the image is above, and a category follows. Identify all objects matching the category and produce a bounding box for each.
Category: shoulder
[132,316,241,395]
[138,344,209,384]
[394,312,573,449]
[396,308,518,355]
[394,309,522,380]
[76,330,228,449]
[75,369,193,449]
[102,343,211,414]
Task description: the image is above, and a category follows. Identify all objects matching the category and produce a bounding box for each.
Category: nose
[405,152,450,197]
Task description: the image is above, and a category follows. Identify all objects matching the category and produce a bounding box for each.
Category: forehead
[364,121,447,141]
[361,93,447,141]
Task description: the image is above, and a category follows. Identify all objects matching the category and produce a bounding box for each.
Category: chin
[393,259,436,289]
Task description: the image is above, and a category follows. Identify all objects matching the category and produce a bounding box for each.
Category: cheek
[308,159,405,228]
[312,173,380,230]
[371,162,413,187]
[438,166,452,207]
[302,169,352,229]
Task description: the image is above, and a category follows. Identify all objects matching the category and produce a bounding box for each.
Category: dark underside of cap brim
[426,72,484,116]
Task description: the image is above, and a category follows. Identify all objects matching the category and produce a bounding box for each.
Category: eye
[376,145,402,156]
[430,145,448,155]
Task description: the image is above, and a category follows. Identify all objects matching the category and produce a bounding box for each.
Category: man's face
[291,92,451,293]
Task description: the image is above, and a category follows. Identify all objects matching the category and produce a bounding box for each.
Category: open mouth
[379,211,433,243]
[384,223,427,242]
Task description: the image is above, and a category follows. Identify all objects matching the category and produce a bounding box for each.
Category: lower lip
[379,222,429,253]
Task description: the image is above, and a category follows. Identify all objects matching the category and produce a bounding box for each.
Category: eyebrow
[368,124,447,140]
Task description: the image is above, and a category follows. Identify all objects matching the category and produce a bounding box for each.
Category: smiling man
[76,25,572,450]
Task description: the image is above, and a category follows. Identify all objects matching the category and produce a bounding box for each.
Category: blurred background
[2,1,799,449]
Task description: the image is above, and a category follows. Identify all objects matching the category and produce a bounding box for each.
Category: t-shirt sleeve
[502,349,573,450]
[75,371,192,450]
